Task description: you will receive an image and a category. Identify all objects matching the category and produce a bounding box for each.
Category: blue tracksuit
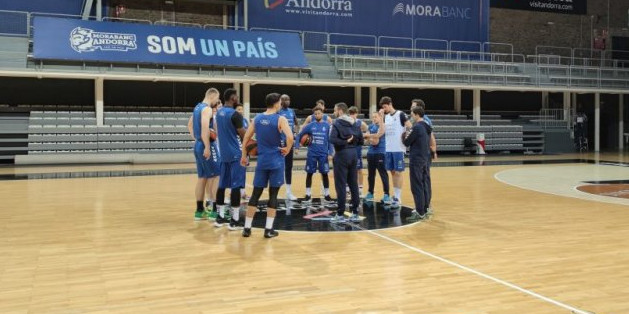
[330,116,364,215]
[403,121,432,215]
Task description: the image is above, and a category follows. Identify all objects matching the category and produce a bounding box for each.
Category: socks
[324,188,330,196]
[394,188,401,200]
[231,207,240,221]
[218,205,225,218]
[245,217,253,229]
[306,187,311,196]
[196,201,204,212]
[212,202,217,212]
[240,188,246,197]
[359,186,363,196]
[286,185,292,195]
[266,217,275,229]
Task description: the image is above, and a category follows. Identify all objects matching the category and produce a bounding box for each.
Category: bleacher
[27,111,192,154]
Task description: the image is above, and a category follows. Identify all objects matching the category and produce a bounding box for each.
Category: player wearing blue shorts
[349,106,368,198]
[215,88,247,230]
[240,93,294,238]
[187,88,221,221]
[380,96,412,206]
[297,106,334,203]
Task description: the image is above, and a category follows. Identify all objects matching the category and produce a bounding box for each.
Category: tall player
[297,106,334,203]
[380,96,412,206]
[188,88,220,220]
[215,88,246,230]
[240,93,294,238]
[348,106,368,198]
[278,94,299,201]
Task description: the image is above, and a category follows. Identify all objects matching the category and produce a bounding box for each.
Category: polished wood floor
[1,153,629,313]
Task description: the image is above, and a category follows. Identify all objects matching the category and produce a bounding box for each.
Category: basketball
[209,129,217,142]
[300,134,312,147]
[401,130,410,144]
[245,140,258,156]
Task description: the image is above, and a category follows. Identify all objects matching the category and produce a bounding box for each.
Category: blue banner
[33,17,308,68]
[247,0,489,49]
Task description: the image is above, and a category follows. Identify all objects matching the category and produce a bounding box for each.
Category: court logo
[70,27,137,53]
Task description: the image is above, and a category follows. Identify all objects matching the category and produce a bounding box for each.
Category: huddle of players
[190,87,437,238]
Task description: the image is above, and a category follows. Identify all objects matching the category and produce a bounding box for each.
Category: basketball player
[364,112,391,203]
[188,88,221,220]
[300,99,333,127]
[403,106,432,221]
[348,106,368,198]
[215,88,246,230]
[240,93,294,238]
[380,96,412,206]
[278,94,300,201]
[411,99,437,213]
[329,102,364,222]
[297,106,334,203]
[234,102,250,201]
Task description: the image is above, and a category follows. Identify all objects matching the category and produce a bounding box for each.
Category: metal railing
[537,109,570,129]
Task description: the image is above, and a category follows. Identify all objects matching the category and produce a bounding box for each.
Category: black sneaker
[324,195,334,203]
[264,228,279,238]
[214,215,228,228]
[228,219,243,231]
[303,195,312,203]
[242,228,251,237]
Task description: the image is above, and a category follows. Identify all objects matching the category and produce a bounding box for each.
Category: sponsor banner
[490,0,587,15]
[248,0,489,47]
[33,17,308,68]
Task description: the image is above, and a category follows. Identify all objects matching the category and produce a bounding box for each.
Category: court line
[367,229,591,314]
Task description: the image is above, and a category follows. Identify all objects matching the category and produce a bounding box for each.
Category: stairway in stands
[0,113,29,164]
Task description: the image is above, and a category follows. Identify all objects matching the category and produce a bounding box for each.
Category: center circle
[247,198,418,232]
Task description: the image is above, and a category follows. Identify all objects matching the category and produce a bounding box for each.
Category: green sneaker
[406,211,424,223]
[194,211,208,221]
[207,210,218,221]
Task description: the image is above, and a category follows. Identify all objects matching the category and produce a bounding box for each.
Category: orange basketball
[401,130,410,144]
[209,129,217,142]
[245,140,258,156]
[300,134,312,147]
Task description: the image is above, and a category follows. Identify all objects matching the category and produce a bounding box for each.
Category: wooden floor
[1,153,629,313]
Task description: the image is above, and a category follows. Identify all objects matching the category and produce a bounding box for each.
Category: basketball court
[1,153,628,313]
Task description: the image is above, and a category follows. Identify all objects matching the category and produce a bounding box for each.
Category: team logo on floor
[577,184,629,199]
[241,198,419,232]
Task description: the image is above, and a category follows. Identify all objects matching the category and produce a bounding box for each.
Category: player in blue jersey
[187,88,221,221]
[240,93,294,238]
[364,112,391,203]
[297,106,334,203]
[300,99,333,128]
[278,94,300,201]
[234,102,251,201]
[214,88,247,231]
[349,106,369,198]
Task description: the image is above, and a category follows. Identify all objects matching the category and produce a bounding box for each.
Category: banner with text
[490,0,587,15]
[247,0,489,49]
[33,17,308,68]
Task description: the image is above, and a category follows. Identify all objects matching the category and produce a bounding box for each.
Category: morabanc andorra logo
[69,27,137,53]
